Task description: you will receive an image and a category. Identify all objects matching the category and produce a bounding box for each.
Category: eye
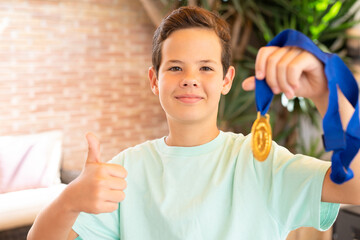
[168,66,182,71]
[200,66,213,71]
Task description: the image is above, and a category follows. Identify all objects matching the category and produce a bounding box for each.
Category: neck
[165,118,220,147]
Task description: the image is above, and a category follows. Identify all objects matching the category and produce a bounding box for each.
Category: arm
[242,46,360,205]
[27,133,127,240]
[319,91,360,204]
[27,188,80,240]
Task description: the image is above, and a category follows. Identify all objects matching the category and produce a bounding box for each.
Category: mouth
[175,94,204,104]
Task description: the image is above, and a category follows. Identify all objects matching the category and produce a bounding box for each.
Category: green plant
[218,63,256,132]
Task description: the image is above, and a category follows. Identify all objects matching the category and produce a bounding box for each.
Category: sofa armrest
[0,184,67,231]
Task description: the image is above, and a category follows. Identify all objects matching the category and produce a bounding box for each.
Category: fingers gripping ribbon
[253,29,360,184]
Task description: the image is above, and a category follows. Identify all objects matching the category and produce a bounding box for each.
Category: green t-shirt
[73,131,339,240]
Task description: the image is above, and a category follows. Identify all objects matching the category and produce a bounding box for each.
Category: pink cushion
[0,131,63,193]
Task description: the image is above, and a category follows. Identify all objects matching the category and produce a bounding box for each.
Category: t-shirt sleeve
[72,153,125,239]
[262,142,340,231]
[72,210,120,240]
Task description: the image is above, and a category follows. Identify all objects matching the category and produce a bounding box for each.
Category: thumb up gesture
[65,133,127,214]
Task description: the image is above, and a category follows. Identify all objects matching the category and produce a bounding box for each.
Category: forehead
[161,28,222,62]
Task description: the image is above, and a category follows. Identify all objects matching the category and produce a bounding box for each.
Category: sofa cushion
[0,131,63,193]
[0,184,67,231]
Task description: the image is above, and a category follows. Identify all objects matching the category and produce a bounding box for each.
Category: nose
[180,73,199,88]
[181,80,198,87]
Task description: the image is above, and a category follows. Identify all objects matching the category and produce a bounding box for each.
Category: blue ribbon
[255,29,360,184]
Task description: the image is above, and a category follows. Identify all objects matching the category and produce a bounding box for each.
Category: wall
[0,0,168,171]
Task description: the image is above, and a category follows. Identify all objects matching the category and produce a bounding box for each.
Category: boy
[28,6,360,240]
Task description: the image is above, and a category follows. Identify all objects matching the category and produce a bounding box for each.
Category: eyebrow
[165,59,218,64]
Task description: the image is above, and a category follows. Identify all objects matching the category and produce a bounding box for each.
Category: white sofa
[0,131,67,232]
[0,183,67,231]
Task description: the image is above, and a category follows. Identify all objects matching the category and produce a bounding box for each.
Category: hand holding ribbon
[244,29,360,184]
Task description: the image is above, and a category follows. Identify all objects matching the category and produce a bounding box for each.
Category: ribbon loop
[322,134,346,151]
[255,78,273,116]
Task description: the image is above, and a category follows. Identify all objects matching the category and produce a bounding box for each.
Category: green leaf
[274,124,297,143]
[199,0,207,9]
[322,1,342,23]
[231,0,243,14]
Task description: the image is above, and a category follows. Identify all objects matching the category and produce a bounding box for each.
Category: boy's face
[149,28,234,125]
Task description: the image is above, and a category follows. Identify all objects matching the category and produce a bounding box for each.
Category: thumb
[86,132,101,163]
[242,76,255,91]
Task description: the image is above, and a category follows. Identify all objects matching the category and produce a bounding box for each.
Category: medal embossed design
[251,112,272,161]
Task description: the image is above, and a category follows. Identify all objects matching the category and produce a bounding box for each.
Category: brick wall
[0,0,168,171]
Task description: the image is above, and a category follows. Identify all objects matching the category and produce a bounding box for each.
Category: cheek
[158,80,170,95]
[206,80,224,96]
[157,80,174,106]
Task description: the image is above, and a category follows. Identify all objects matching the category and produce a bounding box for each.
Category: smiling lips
[175,94,203,104]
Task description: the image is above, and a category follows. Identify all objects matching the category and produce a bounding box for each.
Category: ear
[221,66,235,95]
[148,66,159,95]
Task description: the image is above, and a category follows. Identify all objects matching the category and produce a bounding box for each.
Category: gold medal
[251,112,272,161]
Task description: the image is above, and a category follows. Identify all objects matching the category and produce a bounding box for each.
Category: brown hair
[152,6,231,78]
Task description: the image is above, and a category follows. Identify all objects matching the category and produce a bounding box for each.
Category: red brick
[1,0,168,171]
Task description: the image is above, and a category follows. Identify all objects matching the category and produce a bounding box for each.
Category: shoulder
[109,137,165,165]
[239,133,330,187]
[220,131,247,147]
